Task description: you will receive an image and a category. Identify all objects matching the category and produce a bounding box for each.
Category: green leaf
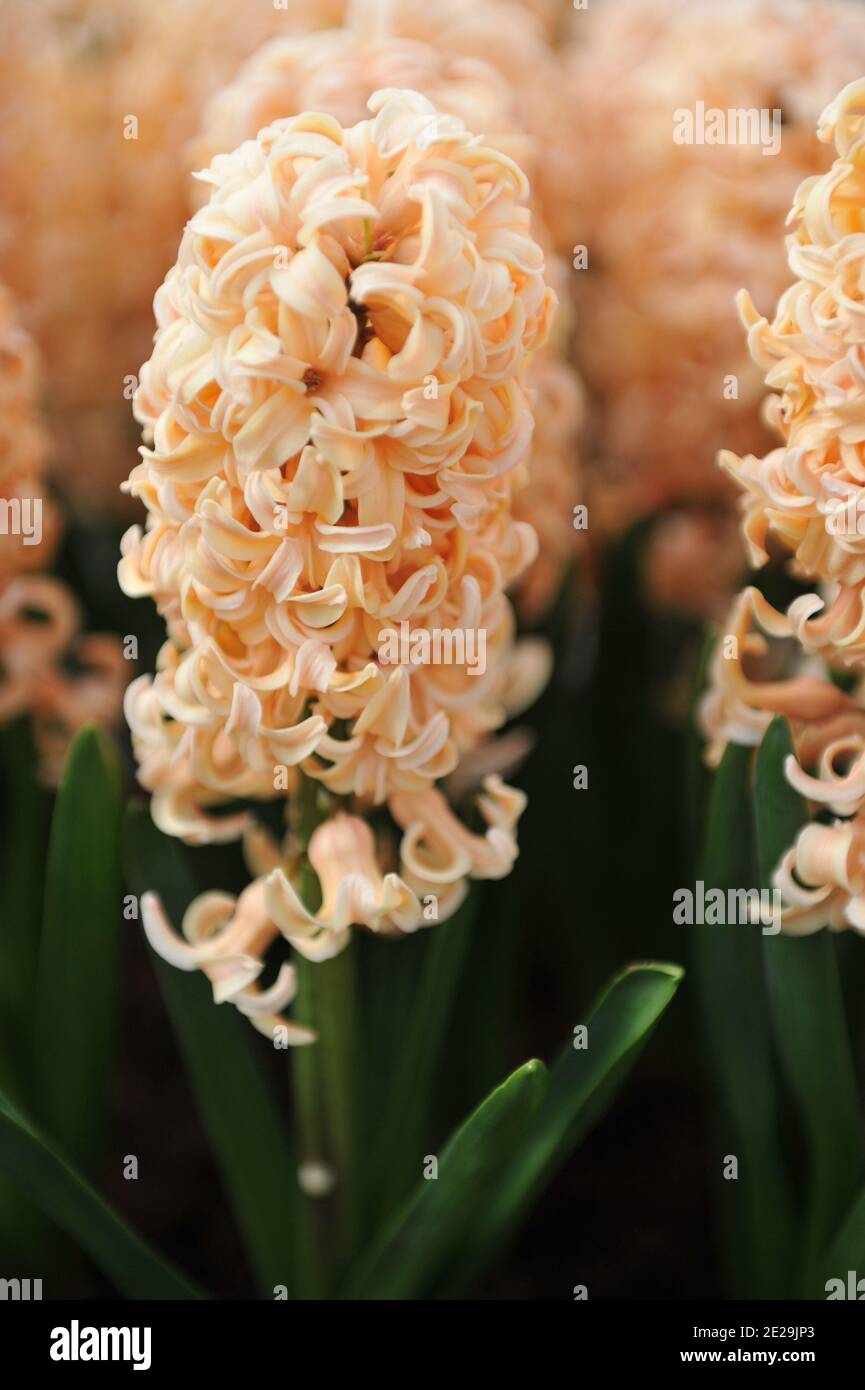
[35,725,123,1173]
[124,803,299,1298]
[755,716,864,1287]
[449,961,683,1294]
[346,1058,548,1300]
[693,741,794,1298]
[0,1088,202,1299]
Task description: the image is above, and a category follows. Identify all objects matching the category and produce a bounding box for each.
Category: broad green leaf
[346,1059,548,1300]
[35,726,122,1173]
[124,803,299,1298]
[449,962,682,1294]
[0,1089,202,1299]
[755,716,864,1285]
[693,742,794,1298]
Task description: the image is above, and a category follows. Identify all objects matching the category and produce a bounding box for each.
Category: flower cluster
[570,0,865,575]
[706,78,865,935]
[722,78,865,667]
[0,284,125,778]
[122,90,554,1034]
[189,0,583,619]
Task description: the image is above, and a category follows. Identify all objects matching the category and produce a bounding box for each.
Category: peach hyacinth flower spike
[123,90,553,1037]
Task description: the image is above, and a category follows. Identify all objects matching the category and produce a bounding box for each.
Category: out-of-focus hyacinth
[705,79,865,936]
[511,250,583,622]
[0,0,337,513]
[0,285,125,778]
[190,0,583,618]
[514,350,584,620]
[193,2,523,189]
[514,0,567,44]
[570,0,865,538]
[642,512,743,624]
[121,91,554,1036]
[193,0,575,254]
[0,287,57,585]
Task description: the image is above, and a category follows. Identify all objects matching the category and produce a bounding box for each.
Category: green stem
[290,777,359,1293]
[290,964,327,1299]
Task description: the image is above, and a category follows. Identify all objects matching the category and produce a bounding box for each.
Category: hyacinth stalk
[116,86,557,1268]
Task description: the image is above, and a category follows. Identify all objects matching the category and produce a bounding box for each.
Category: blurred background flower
[0,282,123,779]
[0,0,336,515]
[570,0,865,616]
